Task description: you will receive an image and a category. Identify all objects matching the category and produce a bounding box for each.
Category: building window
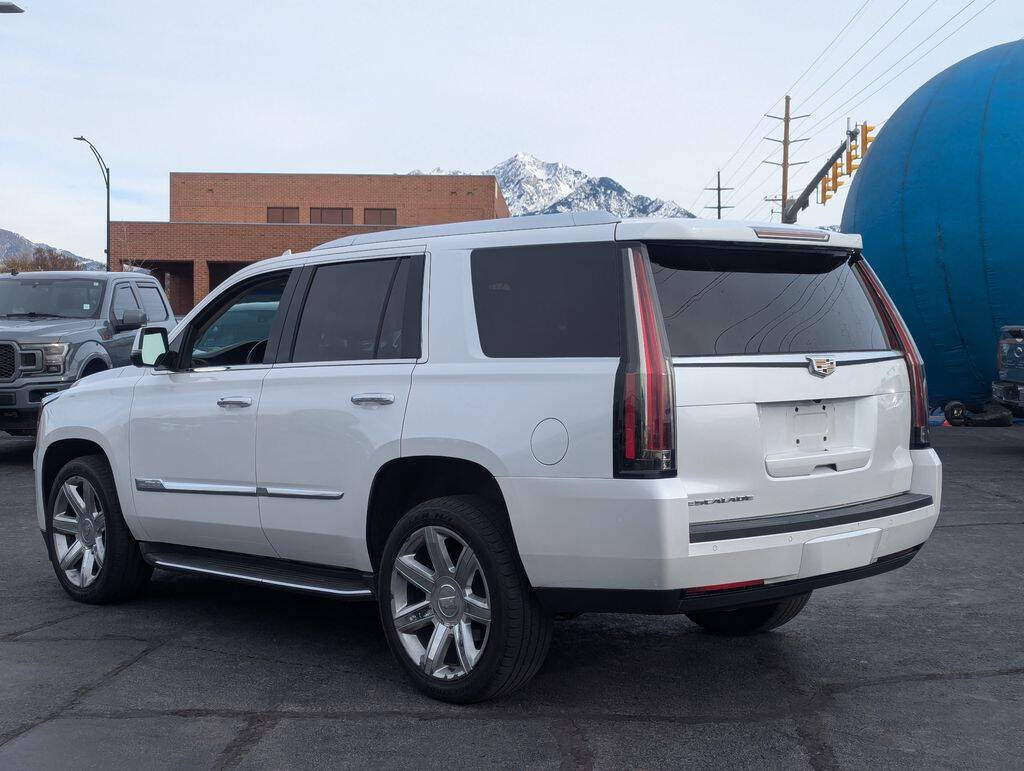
[364,208,397,226]
[267,207,299,223]
[310,207,353,224]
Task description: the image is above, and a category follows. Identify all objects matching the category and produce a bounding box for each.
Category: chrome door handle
[217,396,253,408]
[351,393,395,406]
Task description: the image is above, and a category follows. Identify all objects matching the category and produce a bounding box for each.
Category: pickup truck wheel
[378,495,552,703]
[685,592,811,636]
[45,454,152,604]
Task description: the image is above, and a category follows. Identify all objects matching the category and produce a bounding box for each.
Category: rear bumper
[992,380,1024,416]
[500,448,941,609]
[537,545,922,614]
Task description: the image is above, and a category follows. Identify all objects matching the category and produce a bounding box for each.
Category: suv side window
[136,283,169,322]
[471,243,622,357]
[110,283,140,319]
[186,274,289,368]
[290,256,423,363]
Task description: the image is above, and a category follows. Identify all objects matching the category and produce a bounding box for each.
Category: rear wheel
[45,454,152,603]
[378,495,552,703]
[686,592,811,636]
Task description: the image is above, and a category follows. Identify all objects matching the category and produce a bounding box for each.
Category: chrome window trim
[272,358,417,370]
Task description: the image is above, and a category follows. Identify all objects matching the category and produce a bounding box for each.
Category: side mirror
[115,308,148,332]
[131,327,170,368]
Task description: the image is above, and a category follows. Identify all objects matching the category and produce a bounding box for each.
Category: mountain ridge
[415,152,695,219]
[0,228,103,270]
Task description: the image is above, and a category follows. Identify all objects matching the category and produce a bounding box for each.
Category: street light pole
[74,136,110,271]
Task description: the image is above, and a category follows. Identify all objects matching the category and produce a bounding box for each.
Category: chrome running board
[139,543,374,599]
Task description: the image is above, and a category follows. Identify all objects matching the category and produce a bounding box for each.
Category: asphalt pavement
[0,428,1022,769]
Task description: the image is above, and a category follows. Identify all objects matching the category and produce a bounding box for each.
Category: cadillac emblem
[807,356,837,377]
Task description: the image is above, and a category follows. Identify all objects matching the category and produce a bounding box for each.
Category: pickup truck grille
[0,343,15,380]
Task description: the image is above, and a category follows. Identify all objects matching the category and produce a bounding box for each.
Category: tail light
[854,259,930,449]
[614,245,676,477]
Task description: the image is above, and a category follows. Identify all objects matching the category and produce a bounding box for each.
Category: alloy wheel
[51,476,105,588]
[389,525,491,680]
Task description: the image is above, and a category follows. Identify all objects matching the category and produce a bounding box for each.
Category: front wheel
[685,592,811,636]
[45,454,152,604]
[378,495,552,703]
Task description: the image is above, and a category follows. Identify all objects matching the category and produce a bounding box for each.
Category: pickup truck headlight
[19,343,69,375]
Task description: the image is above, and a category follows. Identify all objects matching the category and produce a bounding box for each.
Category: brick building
[109,172,509,313]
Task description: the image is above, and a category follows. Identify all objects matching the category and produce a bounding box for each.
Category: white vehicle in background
[34,211,941,703]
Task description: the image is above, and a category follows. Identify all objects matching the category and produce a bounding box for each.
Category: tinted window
[267,207,299,223]
[292,259,396,362]
[136,285,168,322]
[364,208,397,225]
[471,243,622,358]
[190,275,288,367]
[311,207,353,224]
[111,284,139,317]
[377,256,424,359]
[646,243,890,356]
[0,277,105,319]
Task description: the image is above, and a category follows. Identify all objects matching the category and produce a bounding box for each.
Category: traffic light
[820,177,832,203]
[829,157,845,191]
[846,132,859,173]
[860,123,876,156]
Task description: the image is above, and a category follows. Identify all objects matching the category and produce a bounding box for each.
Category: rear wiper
[3,312,71,319]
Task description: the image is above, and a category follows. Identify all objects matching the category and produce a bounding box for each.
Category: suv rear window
[645,242,891,356]
[290,256,423,363]
[471,243,621,358]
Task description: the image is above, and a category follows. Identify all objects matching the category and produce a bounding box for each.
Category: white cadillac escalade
[34,212,941,703]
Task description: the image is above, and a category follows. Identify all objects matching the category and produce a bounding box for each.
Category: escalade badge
[807,356,837,377]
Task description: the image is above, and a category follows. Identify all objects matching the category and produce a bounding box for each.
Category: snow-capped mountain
[413,153,694,219]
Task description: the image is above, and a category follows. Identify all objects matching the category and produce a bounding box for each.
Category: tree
[1,245,84,273]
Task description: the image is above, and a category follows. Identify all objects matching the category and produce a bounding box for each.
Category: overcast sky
[2,0,1020,260]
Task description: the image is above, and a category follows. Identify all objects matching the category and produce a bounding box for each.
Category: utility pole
[763,95,809,223]
[703,171,734,219]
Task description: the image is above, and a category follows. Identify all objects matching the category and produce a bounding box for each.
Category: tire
[45,454,152,604]
[685,592,811,636]
[377,495,552,703]
[944,400,967,426]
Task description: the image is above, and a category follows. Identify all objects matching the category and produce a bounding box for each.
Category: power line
[793,0,941,135]
[795,0,987,140]
[688,0,872,211]
[794,0,912,110]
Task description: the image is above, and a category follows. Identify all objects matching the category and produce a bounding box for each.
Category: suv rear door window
[290,256,423,363]
[645,242,890,356]
[111,284,140,317]
[136,284,169,322]
[471,243,621,358]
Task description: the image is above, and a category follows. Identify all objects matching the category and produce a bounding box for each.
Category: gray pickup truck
[0,271,176,437]
[993,325,1024,418]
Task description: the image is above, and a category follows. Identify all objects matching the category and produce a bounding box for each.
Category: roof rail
[314,210,619,250]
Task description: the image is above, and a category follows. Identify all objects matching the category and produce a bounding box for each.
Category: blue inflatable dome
[841,40,1024,409]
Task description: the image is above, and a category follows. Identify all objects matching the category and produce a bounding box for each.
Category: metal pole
[74,136,111,271]
[781,96,790,223]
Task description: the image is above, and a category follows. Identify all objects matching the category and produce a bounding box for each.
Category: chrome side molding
[134,479,256,496]
[135,478,343,500]
[256,486,344,500]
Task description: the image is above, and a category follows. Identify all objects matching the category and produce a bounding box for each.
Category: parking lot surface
[1,428,1022,769]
